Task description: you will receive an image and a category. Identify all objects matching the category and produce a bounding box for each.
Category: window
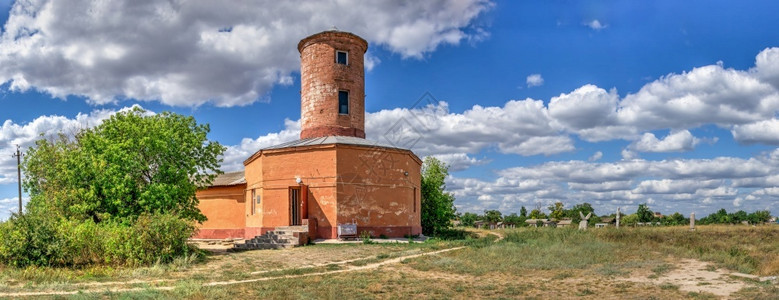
[413,188,417,212]
[338,91,349,114]
[336,50,348,65]
[251,189,255,215]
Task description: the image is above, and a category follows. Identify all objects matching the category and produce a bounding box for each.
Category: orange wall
[336,146,421,237]
[196,184,246,230]
[240,143,422,239]
[247,146,339,231]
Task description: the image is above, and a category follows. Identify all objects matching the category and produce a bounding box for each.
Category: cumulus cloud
[220,119,301,172]
[549,84,619,132]
[731,119,779,145]
[526,74,544,87]
[430,153,488,172]
[0,0,493,107]
[449,152,779,214]
[628,130,700,153]
[0,105,146,184]
[586,20,607,30]
[588,151,603,161]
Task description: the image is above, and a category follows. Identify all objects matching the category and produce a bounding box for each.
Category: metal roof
[209,171,246,187]
[262,136,410,151]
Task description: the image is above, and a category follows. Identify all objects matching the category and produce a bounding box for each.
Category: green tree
[636,204,653,223]
[483,210,503,224]
[420,157,457,235]
[528,209,547,219]
[504,213,522,226]
[460,212,479,227]
[520,206,528,218]
[567,203,595,224]
[548,201,565,220]
[23,108,224,224]
[622,213,639,226]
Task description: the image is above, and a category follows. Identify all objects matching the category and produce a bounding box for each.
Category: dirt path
[620,258,754,297]
[0,245,466,298]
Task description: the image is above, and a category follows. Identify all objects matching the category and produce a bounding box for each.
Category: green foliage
[519,206,527,218]
[483,210,502,224]
[23,107,225,224]
[548,202,565,220]
[637,204,654,223]
[0,212,198,267]
[699,209,772,225]
[420,157,457,236]
[622,214,639,226]
[528,209,546,219]
[567,203,595,224]
[503,213,523,226]
[460,212,479,227]
[360,231,373,244]
[1,108,220,267]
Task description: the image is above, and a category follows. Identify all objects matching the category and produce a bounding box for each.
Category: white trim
[336,50,348,65]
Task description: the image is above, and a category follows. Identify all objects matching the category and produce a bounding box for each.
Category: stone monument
[579,212,592,230]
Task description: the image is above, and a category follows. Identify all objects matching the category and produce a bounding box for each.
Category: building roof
[208,171,246,187]
[557,219,572,225]
[601,217,615,223]
[262,136,409,151]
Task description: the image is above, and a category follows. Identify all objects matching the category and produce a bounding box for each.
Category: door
[289,187,301,226]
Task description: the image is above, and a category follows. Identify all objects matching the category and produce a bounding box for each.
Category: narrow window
[251,189,256,215]
[413,188,417,212]
[336,50,348,65]
[338,91,349,114]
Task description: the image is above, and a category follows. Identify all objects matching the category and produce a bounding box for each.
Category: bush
[0,212,197,267]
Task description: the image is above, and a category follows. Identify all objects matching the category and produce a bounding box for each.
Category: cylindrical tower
[298,30,368,139]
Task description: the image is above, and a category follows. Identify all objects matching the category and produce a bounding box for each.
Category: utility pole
[12,145,22,214]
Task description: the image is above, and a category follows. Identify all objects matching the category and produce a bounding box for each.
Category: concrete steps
[234,226,309,250]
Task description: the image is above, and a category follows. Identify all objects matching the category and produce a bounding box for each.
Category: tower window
[339,91,349,114]
[336,50,348,65]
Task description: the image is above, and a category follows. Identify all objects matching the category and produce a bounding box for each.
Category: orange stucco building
[194,31,422,240]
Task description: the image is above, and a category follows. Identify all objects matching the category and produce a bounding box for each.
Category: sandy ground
[620,258,752,297]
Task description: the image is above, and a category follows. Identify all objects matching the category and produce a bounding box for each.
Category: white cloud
[586,20,606,30]
[430,153,488,172]
[628,130,700,153]
[220,119,300,172]
[448,151,779,214]
[0,105,147,184]
[731,119,779,145]
[0,0,493,107]
[526,74,544,87]
[588,151,603,161]
[549,84,619,133]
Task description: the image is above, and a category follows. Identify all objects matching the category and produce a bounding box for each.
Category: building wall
[194,184,246,239]
[244,152,263,238]
[335,145,422,238]
[299,31,367,139]
[249,146,340,238]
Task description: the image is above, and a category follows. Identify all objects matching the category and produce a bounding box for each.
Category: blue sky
[1,0,779,220]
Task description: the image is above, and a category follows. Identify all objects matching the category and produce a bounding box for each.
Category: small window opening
[336,51,348,65]
[339,91,349,114]
[251,189,256,215]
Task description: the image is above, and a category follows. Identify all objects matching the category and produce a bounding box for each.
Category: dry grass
[2,225,778,299]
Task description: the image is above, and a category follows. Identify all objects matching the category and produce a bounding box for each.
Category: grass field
[1,225,777,299]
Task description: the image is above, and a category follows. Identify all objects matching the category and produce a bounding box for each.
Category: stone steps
[234,226,309,251]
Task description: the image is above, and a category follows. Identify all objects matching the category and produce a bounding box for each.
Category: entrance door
[289,187,301,226]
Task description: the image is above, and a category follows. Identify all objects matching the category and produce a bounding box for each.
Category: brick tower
[298,31,368,139]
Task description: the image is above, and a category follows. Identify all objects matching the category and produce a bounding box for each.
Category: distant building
[557,219,573,228]
[525,219,556,228]
[595,217,615,228]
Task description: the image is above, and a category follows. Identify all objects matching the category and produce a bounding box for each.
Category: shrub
[0,212,197,267]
